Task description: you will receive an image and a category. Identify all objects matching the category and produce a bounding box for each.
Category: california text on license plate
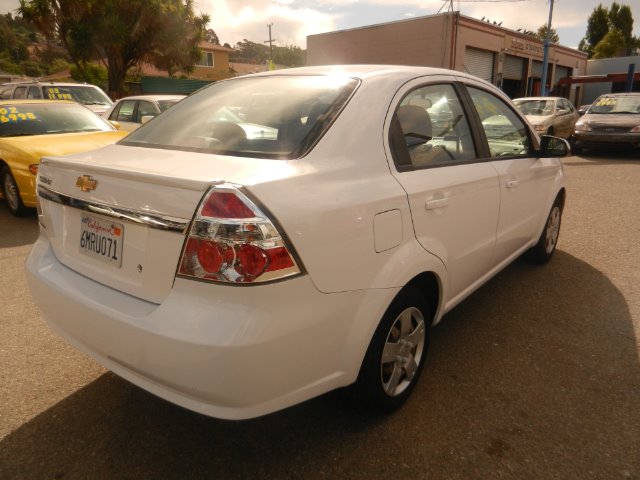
[79,215,124,267]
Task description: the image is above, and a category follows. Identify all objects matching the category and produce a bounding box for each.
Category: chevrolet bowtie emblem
[75,175,97,192]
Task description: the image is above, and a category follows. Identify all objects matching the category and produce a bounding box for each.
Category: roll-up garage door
[464,47,495,83]
[503,54,524,80]
[532,60,543,78]
[553,65,571,85]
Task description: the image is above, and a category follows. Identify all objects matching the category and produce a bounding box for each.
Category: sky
[2,0,640,50]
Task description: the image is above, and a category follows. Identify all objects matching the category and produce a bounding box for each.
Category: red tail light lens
[177,184,301,284]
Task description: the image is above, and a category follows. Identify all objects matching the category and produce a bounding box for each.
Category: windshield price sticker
[79,215,124,267]
[0,107,37,123]
[47,87,73,100]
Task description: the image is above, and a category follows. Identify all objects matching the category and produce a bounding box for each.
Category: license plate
[79,215,124,267]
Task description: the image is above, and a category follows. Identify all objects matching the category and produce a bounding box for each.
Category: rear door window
[390,83,477,169]
[27,87,42,99]
[13,86,27,99]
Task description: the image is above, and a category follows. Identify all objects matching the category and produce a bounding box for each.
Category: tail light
[177,183,302,284]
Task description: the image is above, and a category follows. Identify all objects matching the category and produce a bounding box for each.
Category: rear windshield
[120,75,360,159]
[0,103,115,137]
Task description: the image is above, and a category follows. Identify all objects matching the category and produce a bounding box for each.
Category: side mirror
[108,120,121,130]
[538,135,570,158]
[141,115,155,124]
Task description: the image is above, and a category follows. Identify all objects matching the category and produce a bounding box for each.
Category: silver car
[514,97,579,138]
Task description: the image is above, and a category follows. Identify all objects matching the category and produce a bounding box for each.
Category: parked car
[572,93,640,154]
[0,81,113,114]
[26,66,569,420]
[0,100,128,216]
[102,95,186,132]
[513,96,579,138]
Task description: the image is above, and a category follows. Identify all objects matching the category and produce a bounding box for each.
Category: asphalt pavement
[0,151,639,479]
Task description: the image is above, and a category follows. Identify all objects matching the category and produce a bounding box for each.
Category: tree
[203,28,219,45]
[536,24,559,44]
[608,2,633,43]
[592,28,626,58]
[19,0,209,98]
[579,3,609,56]
[579,2,638,58]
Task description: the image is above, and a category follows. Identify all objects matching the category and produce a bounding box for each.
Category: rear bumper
[26,234,397,419]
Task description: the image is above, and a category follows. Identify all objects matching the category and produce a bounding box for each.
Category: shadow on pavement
[568,148,640,165]
[0,206,38,248]
[0,251,638,479]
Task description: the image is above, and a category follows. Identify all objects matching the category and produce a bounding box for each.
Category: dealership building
[307,12,588,105]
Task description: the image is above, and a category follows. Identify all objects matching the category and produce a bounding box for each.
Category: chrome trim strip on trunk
[37,185,190,234]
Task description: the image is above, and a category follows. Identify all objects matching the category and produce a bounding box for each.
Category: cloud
[196,0,335,47]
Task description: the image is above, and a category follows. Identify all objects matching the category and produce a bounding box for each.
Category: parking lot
[0,152,639,479]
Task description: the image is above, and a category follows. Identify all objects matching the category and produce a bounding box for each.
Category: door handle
[425,198,449,210]
[505,180,519,189]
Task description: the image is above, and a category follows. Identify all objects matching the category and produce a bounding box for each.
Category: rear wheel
[354,287,431,412]
[547,127,555,136]
[1,167,28,217]
[527,197,562,264]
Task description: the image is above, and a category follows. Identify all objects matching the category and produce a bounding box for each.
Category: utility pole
[264,23,276,68]
[540,0,555,96]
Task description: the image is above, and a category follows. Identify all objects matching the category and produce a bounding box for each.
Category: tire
[547,127,554,136]
[1,167,29,217]
[354,287,431,413]
[527,197,563,264]
[569,136,582,155]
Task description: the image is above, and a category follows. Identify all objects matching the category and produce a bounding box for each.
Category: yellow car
[0,99,128,216]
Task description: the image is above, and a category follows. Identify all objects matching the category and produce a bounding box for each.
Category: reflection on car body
[0,100,127,216]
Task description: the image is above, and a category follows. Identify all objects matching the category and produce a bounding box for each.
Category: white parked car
[102,95,186,131]
[27,66,569,420]
[513,96,579,138]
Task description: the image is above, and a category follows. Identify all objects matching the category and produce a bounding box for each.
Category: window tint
[115,100,136,122]
[468,87,532,158]
[27,87,42,99]
[390,84,476,169]
[13,86,27,99]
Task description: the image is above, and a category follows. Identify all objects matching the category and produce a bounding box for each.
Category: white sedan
[102,94,185,132]
[27,66,569,420]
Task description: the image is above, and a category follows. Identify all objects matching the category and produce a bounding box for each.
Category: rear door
[385,76,500,302]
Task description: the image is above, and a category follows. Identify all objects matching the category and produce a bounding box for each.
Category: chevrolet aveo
[26,66,569,420]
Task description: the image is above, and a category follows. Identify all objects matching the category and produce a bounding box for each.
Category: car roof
[0,99,76,105]
[1,81,98,87]
[514,97,561,101]
[245,64,494,86]
[114,95,186,102]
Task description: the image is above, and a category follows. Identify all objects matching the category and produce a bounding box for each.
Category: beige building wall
[307,15,451,67]
[307,13,587,102]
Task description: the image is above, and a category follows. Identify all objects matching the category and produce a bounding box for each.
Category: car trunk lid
[37,144,292,303]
